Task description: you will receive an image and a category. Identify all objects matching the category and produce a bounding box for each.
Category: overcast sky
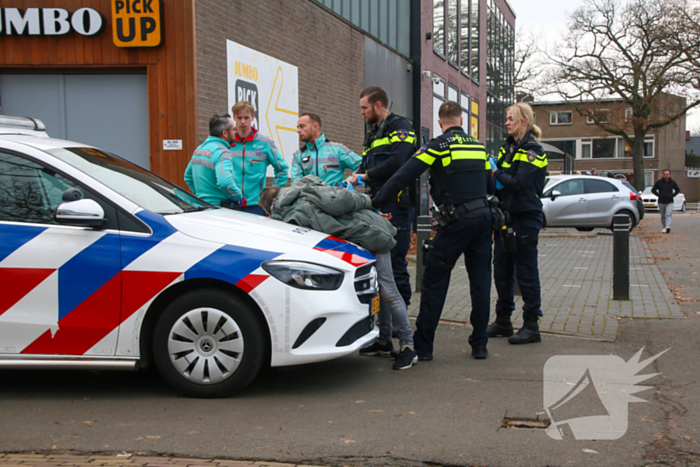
[507,0,698,131]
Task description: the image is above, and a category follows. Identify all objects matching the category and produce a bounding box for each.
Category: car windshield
[642,187,653,194]
[48,147,211,215]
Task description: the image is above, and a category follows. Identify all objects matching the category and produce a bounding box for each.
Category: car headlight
[262,261,344,290]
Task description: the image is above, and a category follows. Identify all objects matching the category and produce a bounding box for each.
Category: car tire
[610,209,636,231]
[152,289,267,398]
[576,227,595,232]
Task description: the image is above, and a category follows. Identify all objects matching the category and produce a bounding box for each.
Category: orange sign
[111,0,162,48]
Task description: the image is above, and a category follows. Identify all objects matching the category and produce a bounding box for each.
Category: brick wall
[195,0,366,155]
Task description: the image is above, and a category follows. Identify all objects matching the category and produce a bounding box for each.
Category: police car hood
[164,208,375,268]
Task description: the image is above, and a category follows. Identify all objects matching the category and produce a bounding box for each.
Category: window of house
[546,140,576,157]
[581,140,592,158]
[586,110,610,124]
[433,0,445,57]
[644,136,654,158]
[591,138,615,158]
[625,108,633,122]
[433,97,444,137]
[447,0,459,66]
[644,171,654,188]
[550,111,573,125]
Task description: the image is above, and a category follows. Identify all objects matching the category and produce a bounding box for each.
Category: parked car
[640,186,686,212]
[0,116,379,397]
[542,175,644,231]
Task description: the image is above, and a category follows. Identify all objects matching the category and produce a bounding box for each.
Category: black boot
[487,312,514,338]
[508,313,541,345]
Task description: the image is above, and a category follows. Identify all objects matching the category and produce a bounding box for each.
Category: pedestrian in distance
[652,169,681,233]
[370,100,495,361]
[184,114,242,206]
[229,101,289,215]
[350,86,417,308]
[487,102,548,345]
[258,177,418,370]
[290,113,362,186]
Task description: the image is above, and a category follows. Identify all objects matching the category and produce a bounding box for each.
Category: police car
[0,116,378,397]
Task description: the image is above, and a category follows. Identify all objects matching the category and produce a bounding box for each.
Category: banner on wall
[226,40,299,172]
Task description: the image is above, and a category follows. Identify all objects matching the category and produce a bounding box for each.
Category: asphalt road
[1,213,699,467]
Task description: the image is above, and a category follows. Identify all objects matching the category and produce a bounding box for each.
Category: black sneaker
[416,350,433,361]
[359,340,394,357]
[392,347,418,370]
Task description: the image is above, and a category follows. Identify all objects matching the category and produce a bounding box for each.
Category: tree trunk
[631,126,647,191]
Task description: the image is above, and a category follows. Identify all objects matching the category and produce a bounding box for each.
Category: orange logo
[111,0,162,48]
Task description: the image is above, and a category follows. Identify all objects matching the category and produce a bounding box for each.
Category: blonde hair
[507,103,542,140]
[232,101,256,116]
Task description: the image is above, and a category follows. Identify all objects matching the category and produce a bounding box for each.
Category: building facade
[421,0,514,155]
[531,95,698,201]
[0,0,418,187]
[1,0,510,191]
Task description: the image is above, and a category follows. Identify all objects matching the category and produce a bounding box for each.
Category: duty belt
[431,197,489,228]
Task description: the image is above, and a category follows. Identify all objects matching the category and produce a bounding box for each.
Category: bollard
[415,215,433,293]
[612,214,632,300]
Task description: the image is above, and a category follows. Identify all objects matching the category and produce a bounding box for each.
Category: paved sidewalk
[406,228,684,341]
[0,454,323,467]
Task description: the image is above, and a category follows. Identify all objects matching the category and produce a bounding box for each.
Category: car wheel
[576,227,595,232]
[152,289,267,398]
[610,209,636,231]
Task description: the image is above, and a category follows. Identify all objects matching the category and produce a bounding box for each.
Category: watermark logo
[543,347,668,440]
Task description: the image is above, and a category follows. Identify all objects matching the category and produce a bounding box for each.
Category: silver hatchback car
[542,175,644,231]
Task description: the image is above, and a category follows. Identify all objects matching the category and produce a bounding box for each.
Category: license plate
[371,295,380,315]
[644,204,655,207]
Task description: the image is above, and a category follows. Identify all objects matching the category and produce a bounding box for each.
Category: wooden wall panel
[0,0,198,187]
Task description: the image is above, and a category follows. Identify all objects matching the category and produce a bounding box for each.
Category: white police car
[0,116,378,397]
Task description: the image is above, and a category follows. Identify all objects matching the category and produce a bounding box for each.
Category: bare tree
[547,0,700,189]
[514,27,546,99]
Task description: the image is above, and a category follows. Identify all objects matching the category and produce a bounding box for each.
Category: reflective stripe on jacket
[229,128,289,207]
[184,136,241,205]
[290,133,361,186]
[494,131,548,214]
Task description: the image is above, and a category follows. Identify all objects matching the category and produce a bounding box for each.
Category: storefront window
[485,0,513,156]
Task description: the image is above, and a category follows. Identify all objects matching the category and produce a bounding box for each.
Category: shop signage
[688,169,700,178]
[226,40,299,169]
[111,0,162,48]
[0,7,104,36]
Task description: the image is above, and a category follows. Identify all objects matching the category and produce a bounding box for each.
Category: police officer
[371,101,494,360]
[487,103,547,345]
[350,86,416,307]
[184,113,241,206]
[291,113,362,186]
[230,101,289,215]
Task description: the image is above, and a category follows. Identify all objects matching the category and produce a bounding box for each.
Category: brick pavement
[406,229,684,342]
[0,454,325,467]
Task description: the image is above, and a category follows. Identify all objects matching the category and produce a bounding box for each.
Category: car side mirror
[55,199,106,228]
[551,190,562,200]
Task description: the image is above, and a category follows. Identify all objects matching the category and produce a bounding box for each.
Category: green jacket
[271,176,397,253]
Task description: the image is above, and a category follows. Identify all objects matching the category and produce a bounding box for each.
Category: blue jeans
[375,251,413,347]
[493,212,543,318]
[413,213,492,353]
